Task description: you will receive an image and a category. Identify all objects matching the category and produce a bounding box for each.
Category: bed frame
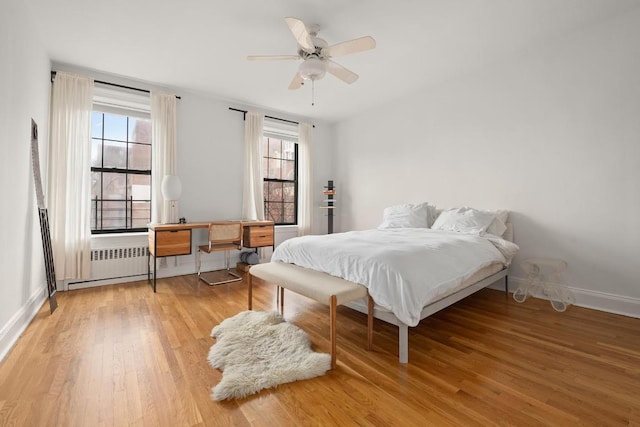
[266,223,514,363]
[346,222,514,363]
[345,269,508,363]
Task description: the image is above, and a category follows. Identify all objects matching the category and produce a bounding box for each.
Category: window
[90,111,152,233]
[263,135,298,225]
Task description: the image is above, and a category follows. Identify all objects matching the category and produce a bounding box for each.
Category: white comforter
[271,228,518,327]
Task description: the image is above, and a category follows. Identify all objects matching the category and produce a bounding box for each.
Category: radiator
[90,245,148,280]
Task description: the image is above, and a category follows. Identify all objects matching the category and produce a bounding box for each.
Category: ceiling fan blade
[326,60,359,84]
[247,55,299,61]
[285,17,315,53]
[323,36,376,57]
[288,73,303,90]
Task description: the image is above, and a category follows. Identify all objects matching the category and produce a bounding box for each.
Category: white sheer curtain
[151,92,178,224]
[48,72,94,280]
[242,112,265,221]
[297,122,314,236]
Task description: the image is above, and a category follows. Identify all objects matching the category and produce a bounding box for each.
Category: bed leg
[505,275,509,296]
[330,295,337,370]
[367,295,374,351]
[248,274,253,310]
[398,323,409,364]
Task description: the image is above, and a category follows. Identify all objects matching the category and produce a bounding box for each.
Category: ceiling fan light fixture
[298,57,326,81]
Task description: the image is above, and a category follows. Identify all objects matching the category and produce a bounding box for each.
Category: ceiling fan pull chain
[312,79,315,106]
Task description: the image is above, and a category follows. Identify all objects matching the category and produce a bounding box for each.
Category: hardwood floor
[1,273,639,426]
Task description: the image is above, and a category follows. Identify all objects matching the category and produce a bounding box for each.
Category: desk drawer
[243,225,274,248]
[151,230,192,256]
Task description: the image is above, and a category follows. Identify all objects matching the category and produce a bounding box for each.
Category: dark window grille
[91,112,151,234]
[263,136,298,225]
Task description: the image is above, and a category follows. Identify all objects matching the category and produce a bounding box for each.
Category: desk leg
[153,253,157,293]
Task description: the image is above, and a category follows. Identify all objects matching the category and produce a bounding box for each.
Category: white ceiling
[23,0,640,123]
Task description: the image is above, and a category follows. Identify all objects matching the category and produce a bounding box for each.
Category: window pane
[91,172,102,200]
[103,113,127,141]
[102,172,126,200]
[91,138,103,168]
[265,181,283,202]
[131,201,150,228]
[102,200,126,229]
[283,182,295,202]
[129,118,151,143]
[265,202,282,223]
[283,203,295,223]
[282,140,295,160]
[282,159,295,180]
[128,142,151,170]
[91,112,103,138]
[268,138,281,158]
[103,141,127,169]
[129,174,150,201]
[267,158,281,180]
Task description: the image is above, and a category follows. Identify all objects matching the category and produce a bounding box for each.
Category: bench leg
[330,295,337,370]
[279,287,284,314]
[248,274,253,310]
[367,295,374,351]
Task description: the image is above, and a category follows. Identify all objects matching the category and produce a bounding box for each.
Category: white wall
[0,0,52,360]
[334,9,640,316]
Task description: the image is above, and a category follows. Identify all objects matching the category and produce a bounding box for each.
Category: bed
[270,204,519,363]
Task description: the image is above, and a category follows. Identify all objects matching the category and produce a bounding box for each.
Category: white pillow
[431,207,495,235]
[378,203,430,229]
[426,205,439,228]
[486,209,509,237]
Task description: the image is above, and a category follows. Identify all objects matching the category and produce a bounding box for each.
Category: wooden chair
[196,222,243,286]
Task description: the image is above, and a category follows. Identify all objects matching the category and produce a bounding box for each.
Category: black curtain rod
[229,107,314,128]
[50,71,181,99]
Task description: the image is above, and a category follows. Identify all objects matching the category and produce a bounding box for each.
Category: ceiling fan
[247,17,376,94]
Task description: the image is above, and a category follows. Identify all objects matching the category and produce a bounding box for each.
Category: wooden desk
[147,220,274,292]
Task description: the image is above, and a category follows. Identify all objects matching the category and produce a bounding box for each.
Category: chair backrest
[208,222,242,246]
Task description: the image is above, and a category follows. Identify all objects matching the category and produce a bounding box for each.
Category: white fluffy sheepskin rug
[207,310,331,401]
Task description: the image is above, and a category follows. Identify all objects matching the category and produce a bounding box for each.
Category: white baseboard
[490,276,640,319]
[67,274,150,290]
[0,285,47,363]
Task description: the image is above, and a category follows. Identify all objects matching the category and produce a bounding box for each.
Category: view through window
[91,111,152,233]
[263,136,297,225]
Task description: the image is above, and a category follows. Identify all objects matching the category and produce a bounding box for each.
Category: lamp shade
[299,57,326,81]
[161,175,182,201]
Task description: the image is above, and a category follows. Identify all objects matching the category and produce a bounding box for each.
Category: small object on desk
[179,217,186,224]
[513,257,574,312]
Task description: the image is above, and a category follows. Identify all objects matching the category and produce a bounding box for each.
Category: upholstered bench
[248,262,373,369]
